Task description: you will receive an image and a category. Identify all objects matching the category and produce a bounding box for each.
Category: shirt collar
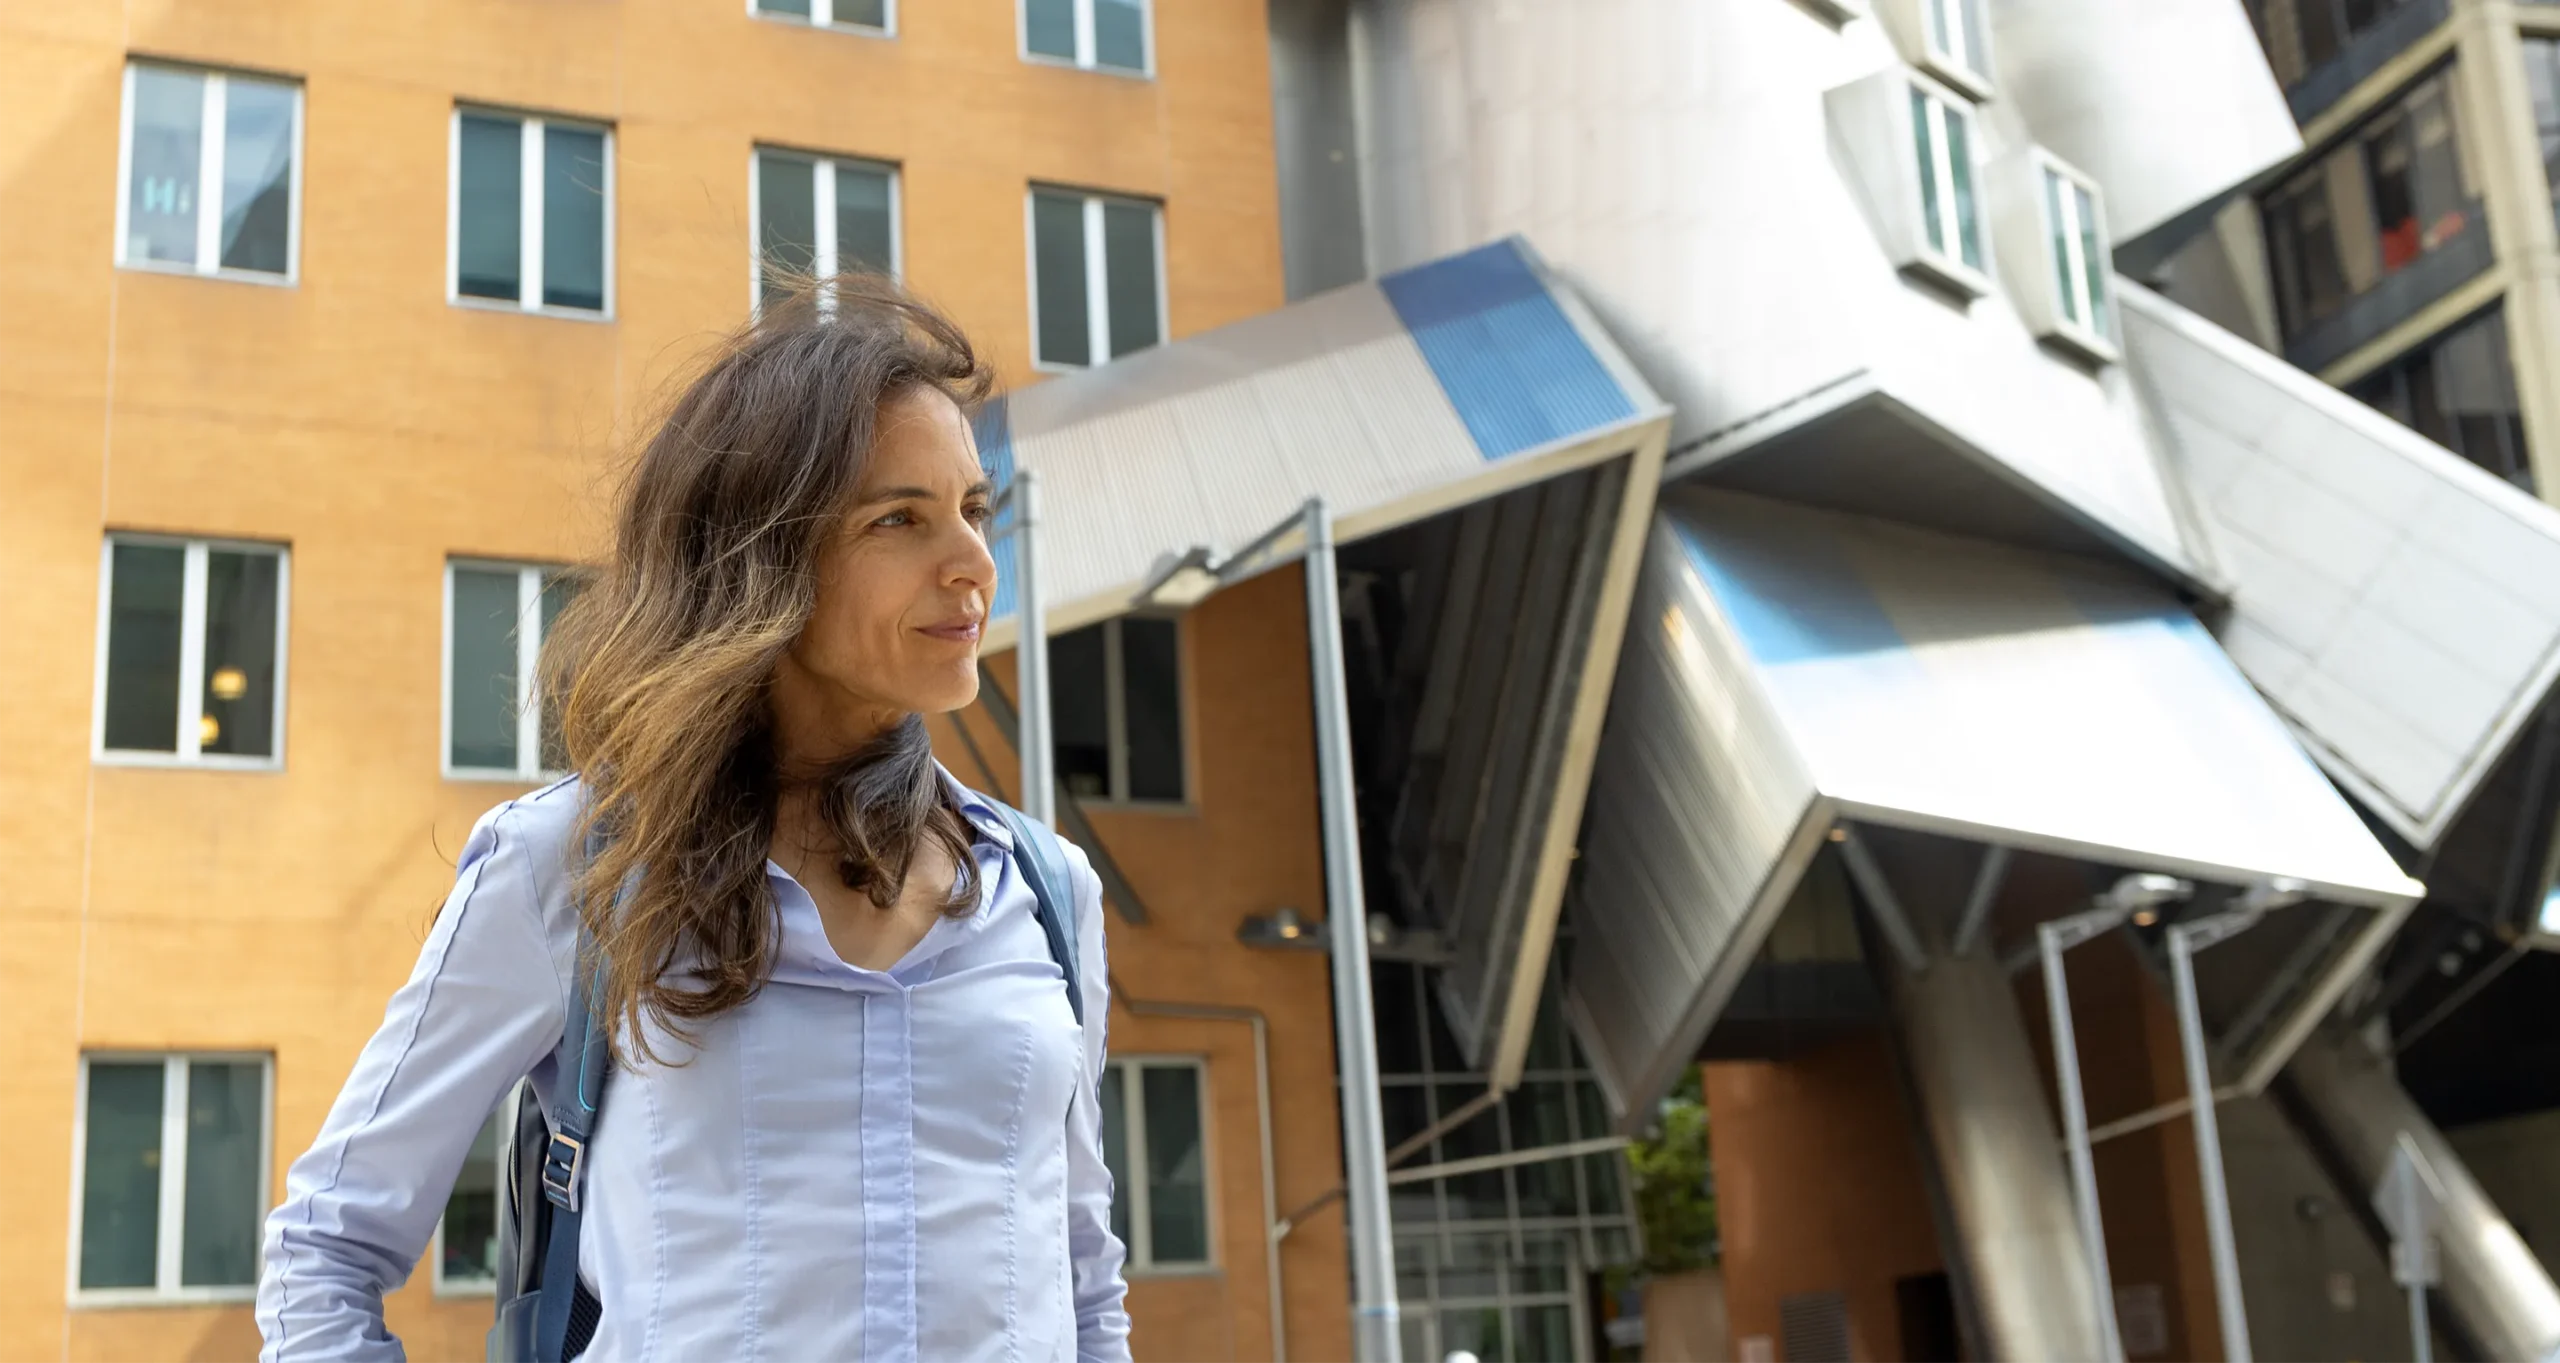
[935,761,1012,852]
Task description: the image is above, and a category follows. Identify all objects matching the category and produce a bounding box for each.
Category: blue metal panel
[975,397,1019,622]
[1378,237,1635,460]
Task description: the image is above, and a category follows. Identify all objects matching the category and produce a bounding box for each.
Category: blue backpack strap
[533,859,616,1361]
[992,800,1083,1027]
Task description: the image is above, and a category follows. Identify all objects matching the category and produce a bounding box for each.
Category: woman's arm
[256,798,571,1361]
[1058,841,1133,1363]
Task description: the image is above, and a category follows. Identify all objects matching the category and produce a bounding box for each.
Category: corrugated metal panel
[2120,284,2560,849]
[1565,519,1823,1117]
[1377,238,1637,459]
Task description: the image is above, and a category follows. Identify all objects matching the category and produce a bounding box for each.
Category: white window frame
[2031,150,2119,364]
[747,148,904,311]
[67,1053,274,1308]
[1059,615,1191,808]
[431,1091,520,1298]
[1017,0,1155,78]
[443,559,573,783]
[1104,1056,1216,1275]
[1916,0,1994,99]
[1025,188,1170,373]
[113,62,305,286]
[746,0,895,35]
[1908,76,1993,297]
[445,107,617,320]
[92,534,292,771]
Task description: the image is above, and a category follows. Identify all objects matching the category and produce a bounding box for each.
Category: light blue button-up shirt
[256,772,1132,1362]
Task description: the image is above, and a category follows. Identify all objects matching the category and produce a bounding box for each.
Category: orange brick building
[0,1,1354,1358]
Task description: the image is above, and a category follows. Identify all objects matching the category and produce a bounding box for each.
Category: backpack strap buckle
[539,1131,587,1213]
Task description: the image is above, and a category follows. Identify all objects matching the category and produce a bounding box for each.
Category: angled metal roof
[1567,488,2422,1121]
[974,236,1672,645]
[2121,284,2560,849]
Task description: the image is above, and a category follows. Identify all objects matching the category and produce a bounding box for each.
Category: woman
[256,277,1132,1362]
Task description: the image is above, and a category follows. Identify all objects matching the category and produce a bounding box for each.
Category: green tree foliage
[1626,1066,1717,1274]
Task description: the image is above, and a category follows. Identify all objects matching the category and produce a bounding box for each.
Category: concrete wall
[0,0,1322,1357]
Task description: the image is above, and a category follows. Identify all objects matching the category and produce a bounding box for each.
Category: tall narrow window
[1049,616,1184,804]
[2524,39,2558,234]
[446,561,580,779]
[118,63,301,281]
[1022,0,1151,75]
[1029,188,1163,369]
[1098,1058,1211,1271]
[1918,0,1992,94]
[752,149,900,307]
[2035,155,2115,359]
[451,109,613,316]
[96,536,287,766]
[750,0,891,32]
[74,1055,270,1302]
[1908,82,1986,283]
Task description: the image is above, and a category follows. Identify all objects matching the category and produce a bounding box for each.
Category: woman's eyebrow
[851,479,994,507]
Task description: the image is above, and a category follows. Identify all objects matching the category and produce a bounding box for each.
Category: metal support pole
[2039,908,2133,1363]
[2169,908,2266,1363]
[2413,1276,2434,1363]
[1014,468,1054,828]
[1304,497,1403,1363]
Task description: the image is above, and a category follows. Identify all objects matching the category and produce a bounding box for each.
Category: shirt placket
[858,984,919,1363]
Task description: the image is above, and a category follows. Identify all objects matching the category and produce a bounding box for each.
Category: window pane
[180,1062,262,1287]
[1438,1083,1508,1220]
[1945,104,1982,269]
[1099,1066,1132,1249]
[758,0,812,13]
[2076,182,2109,334]
[1102,200,1161,359]
[537,572,580,773]
[1051,622,1111,798]
[199,550,279,758]
[128,67,205,268]
[441,1105,506,1287]
[2528,41,2559,223]
[457,115,523,301]
[1141,1066,1209,1263]
[1520,1304,1575,1362]
[1507,1082,1576,1217]
[451,568,522,771]
[1025,0,1078,59]
[2044,170,2078,325]
[218,78,296,275]
[1909,90,1943,260]
[1095,0,1147,71]
[836,0,888,26]
[835,163,896,275]
[1925,0,1956,61]
[1033,192,1092,367]
[1373,960,1426,1076]
[758,152,818,307]
[543,125,608,312]
[104,543,186,753]
[1120,616,1182,800]
[80,1062,165,1290]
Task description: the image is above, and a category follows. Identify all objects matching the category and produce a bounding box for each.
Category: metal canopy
[974,235,1671,647]
[1566,488,2424,1123]
[971,235,1674,1090]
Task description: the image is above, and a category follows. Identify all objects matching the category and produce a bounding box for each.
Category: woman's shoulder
[452,774,590,930]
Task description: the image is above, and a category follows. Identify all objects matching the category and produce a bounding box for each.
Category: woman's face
[783,386,996,734]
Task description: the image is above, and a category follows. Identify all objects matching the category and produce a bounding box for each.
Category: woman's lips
[919,619,982,643]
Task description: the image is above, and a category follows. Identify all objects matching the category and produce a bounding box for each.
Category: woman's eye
[874,510,914,529]
[964,503,992,525]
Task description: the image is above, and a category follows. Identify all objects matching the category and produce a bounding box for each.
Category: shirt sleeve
[256,799,570,1362]
[1058,840,1133,1363]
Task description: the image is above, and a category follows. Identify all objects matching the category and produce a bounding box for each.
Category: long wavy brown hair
[540,273,995,1063]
